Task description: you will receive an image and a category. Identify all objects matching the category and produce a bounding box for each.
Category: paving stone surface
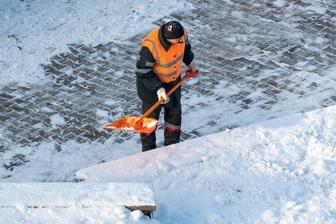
[1,0,336,177]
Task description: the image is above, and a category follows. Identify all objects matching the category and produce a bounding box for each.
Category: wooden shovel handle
[137,75,190,123]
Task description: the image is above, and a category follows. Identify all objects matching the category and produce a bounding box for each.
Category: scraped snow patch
[273,0,285,7]
[96,109,109,118]
[50,114,66,127]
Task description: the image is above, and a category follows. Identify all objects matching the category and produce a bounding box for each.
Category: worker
[136,20,198,151]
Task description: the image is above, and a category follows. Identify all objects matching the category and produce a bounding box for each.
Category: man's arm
[136,46,163,91]
[183,37,195,66]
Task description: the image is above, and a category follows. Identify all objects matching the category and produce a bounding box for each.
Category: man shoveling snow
[136,21,198,151]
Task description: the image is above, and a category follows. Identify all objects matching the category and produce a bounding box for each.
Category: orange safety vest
[141,28,187,83]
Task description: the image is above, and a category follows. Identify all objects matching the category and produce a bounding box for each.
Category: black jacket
[136,26,194,103]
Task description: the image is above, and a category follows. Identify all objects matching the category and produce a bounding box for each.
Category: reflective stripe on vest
[145,61,155,67]
[158,53,184,68]
[136,68,152,74]
[154,70,177,78]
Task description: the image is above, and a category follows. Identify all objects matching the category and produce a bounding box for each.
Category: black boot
[141,132,157,152]
[164,125,181,146]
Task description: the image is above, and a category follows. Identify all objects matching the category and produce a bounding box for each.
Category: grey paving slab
[1,0,336,176]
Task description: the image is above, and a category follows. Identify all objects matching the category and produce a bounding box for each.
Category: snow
[180,65,336,138]
[305,2,327,14]
[0,207,157,224]
[0,182,155,208]
[0,139,139,182]
[0,182,156,223]
[0,0,192,87]
[130,210,146,221]
[273,0,285,7]
[0,0,192,182]
[1,0,336,223]
[96,109,109,118]
[2,103,335,223]
[77,105,336,223]
[50,114,66,127]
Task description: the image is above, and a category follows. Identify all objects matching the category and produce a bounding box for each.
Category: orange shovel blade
[102,116,157,135]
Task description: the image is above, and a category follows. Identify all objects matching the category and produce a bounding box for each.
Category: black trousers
[140,84,182,152]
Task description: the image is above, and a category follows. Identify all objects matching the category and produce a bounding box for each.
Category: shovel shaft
[137,75,189,123]
[103,70,198,134]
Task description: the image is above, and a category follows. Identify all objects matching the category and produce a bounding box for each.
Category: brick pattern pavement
[1,0,336,173]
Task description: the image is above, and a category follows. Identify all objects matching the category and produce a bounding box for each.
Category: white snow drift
[77,105,336,223]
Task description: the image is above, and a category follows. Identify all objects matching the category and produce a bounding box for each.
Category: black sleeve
[136,46,163,92]
[183,38,194,66]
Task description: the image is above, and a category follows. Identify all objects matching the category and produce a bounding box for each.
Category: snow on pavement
[0,139,139,182]
[1,0,336,184]
[1,0,336,222]
[0,0,192,182]
[77,105,336,223]
[0,0,192,87]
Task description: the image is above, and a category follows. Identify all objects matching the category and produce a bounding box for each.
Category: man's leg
[163,87,182,146]
[140,101,161,152]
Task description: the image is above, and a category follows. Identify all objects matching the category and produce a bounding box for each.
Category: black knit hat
[163,21,184,39]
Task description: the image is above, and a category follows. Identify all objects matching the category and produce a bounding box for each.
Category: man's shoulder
[138,46,155,63]
[144,27,160,40]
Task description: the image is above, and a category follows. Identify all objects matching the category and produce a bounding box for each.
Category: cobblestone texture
[1,0,336,172]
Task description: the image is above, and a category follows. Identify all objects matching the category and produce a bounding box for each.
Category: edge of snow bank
[76,105,336,183]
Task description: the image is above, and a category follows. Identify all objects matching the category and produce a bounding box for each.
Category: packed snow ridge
[77,105,336,224]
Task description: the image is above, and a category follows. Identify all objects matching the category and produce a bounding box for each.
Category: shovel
[102,70,198,134]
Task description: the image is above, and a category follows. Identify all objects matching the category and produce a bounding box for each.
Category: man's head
[163,21,184,44]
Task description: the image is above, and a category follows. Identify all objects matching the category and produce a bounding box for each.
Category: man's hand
[187,63,199,78]
[157,87,170,104]
[188,63,197,70]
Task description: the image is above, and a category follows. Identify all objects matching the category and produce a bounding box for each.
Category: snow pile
[77,105,336,223]
[0,207,157,224]
[0,0,192,87]
[0,182,155,207]
[0,182,156,223]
